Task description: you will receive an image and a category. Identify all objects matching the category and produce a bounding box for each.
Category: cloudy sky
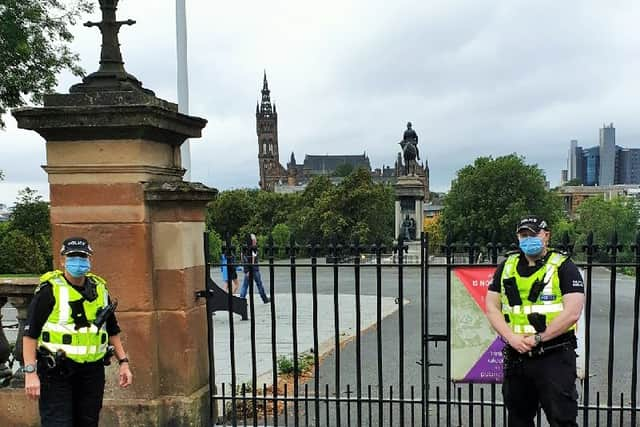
[1,0,640,207]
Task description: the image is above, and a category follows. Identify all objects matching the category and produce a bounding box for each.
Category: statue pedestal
[393,240,422,264]
[394,175,425,244]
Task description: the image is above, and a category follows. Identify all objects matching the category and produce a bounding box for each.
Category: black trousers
[38,360,105,427]
[503,346,578,427]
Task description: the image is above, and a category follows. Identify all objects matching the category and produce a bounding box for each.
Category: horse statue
[399,122,420,175]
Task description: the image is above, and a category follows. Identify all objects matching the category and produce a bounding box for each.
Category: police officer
[22,237,133,427]
[486,216,584,427]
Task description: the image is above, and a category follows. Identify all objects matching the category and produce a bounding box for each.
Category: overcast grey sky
[1,0,640,206]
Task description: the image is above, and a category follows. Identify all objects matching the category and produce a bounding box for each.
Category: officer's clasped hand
[508,333,534,353]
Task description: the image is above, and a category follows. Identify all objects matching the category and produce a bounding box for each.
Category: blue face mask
[65,257,91,278]
[519,236,544,256]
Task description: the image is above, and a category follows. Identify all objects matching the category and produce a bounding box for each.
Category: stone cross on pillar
[85,0,135,75]
[70,0,151,94]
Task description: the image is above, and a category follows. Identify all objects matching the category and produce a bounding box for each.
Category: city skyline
[566,123,640,186]
[2,1,640,206]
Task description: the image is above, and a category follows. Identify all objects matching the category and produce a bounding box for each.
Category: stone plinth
[394,175,425,241]
[7,89,216,427]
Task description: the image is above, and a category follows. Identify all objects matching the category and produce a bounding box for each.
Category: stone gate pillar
[6,2,216,426]
[12,82,214,427]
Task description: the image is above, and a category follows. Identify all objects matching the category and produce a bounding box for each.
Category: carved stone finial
[70,0,153,95]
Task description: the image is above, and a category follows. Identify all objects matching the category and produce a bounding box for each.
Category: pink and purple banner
[451,266,504,383]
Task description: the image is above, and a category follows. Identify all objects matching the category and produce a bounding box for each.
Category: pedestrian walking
[221,253,240,294]
[239,234,270,303]
[22,237,133,427]
[485,216,584,427]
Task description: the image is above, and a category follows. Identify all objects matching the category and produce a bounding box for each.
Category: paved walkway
[212,293,403,389]
[1,292,403,388]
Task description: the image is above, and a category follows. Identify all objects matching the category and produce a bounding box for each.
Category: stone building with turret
[255,73,429,200]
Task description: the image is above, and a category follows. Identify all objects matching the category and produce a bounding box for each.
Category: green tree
[333,163,354,177]
[206,190,294,257]
[0,0,93,128]
[10,187,49,239]
[207,229,223,264]
[5,187,52,270]
[206,189,255,239]
[564,178,582,186]
[423,216,444,255]
[298,175,333,206]
[574,196,639,261]
[294,168,394,246]
[271,223,291,258]
[291,176,333,244]
[549,218,575,248]
[441,154,563,245]
[334,168,394,244]
[206,168,395,253]
[0,229,46,274]
[0,221,10,263]
[247,191,297,237]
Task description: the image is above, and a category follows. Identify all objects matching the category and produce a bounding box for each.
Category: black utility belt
[525,340,575,358]
[37,346,106,370]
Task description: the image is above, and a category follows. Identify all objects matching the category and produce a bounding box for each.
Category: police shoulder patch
[34,281,52,295]
[37,270,64,292]
[38,269,62,283]
[549,248,570,259]
[86,273,107,286]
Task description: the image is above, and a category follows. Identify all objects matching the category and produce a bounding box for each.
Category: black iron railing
[205,231,640,426]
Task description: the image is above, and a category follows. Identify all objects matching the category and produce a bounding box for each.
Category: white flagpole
[176,0,191,180]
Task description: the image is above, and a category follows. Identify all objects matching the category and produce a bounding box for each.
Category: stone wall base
[0,385,210,427]
[101,385,210,427]
[0,388,40,427]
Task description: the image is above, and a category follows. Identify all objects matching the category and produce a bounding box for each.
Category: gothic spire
[259,70,273,115]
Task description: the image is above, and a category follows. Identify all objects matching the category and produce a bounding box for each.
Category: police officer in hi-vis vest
[22,237,133,427]
[486,216,584,427]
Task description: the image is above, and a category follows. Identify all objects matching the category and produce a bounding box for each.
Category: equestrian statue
[399,122,420,175]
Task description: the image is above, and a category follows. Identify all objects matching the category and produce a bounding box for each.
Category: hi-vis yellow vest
[36,270,109,363]
[500,252,576,335]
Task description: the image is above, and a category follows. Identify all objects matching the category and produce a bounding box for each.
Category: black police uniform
[24,275,120,427]
[490,250,584,427]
